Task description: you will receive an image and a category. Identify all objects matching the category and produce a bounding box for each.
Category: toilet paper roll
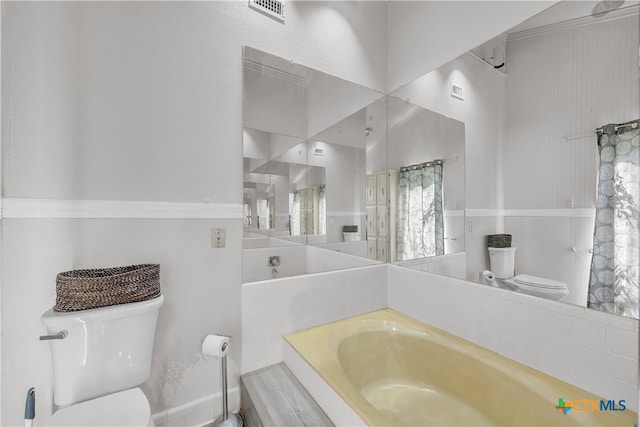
[202,335,231,357]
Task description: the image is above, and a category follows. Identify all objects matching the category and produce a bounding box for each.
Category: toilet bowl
[41,295,163,426]
[45,388,152,427]
[488,247,569,301]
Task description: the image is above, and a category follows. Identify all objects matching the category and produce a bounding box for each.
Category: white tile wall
[313,241,369,258]
[242,246,307,283]
[393,252,466,280]
[242,245,379,283]
[241,264,387,374]
[242,237,302,249]
[306,245,379,273]
[387,264,639,411]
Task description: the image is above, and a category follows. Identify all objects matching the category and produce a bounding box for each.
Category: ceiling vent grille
[249,0,285,23]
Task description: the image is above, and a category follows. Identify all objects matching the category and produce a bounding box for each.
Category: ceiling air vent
[249,0,285,23]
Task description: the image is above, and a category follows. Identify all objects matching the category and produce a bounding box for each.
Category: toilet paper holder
[201,334,243,427]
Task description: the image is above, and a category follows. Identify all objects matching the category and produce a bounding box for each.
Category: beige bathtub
[285,309,636,426]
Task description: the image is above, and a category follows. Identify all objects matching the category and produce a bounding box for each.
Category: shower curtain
[397,160,444,261]
[291,190,301,236]
[318,185,326,235]
[588,120,639,319]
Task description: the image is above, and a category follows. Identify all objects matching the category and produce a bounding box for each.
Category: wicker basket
[487,234,512,248]
[54,264,160,312]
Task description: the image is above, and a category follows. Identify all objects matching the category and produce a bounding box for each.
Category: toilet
[488,247,569,301]
[41,295,164,426]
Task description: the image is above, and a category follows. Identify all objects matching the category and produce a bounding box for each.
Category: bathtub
[285,309,636,426]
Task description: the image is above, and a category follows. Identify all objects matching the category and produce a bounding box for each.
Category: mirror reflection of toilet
[41,295,164,426]
[488,247,569,302]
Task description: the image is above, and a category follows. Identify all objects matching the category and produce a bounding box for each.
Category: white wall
[386,1,555,92]
[0,2,388,425]
[505,14,639,210]
[503,14,640,306]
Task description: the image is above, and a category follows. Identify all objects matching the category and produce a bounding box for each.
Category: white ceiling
[508,0,640,34]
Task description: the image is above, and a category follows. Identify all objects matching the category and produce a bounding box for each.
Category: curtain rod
[596,121,638,134]
[400,156,457,171]
[563,121,638,141]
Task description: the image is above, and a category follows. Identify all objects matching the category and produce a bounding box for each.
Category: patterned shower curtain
[397,160,444,261]
[588,120,639,319]
[291,190,301,236]
[318,185,326,235]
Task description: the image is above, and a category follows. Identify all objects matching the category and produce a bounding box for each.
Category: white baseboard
[152,388,240,427]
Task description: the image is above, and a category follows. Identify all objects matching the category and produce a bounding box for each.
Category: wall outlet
[565,198,575,208]
[211,228,226,248]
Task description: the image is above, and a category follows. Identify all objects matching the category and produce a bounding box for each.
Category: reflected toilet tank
[488,247,516,279]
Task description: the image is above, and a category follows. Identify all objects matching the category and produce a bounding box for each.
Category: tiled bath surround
[242,245,379,283]
[387,265,639,411]
[241,264,387,374]
[242,263,639,412]
[393,252,466,280]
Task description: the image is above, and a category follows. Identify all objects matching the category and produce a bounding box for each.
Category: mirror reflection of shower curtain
[588,120,639,319]
[318,185,326,235]
[291,191,301,236]
[397,160,444,261]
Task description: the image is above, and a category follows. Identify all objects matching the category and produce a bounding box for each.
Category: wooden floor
[241,363,334,427]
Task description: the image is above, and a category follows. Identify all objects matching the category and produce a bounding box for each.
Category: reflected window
[397,160,444,260]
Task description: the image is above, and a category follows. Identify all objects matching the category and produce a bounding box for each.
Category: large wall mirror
[243,0,639,320]
[390,1,639,319]
[385,97,465,263]
[243,46,466,266]
[243,46,388,257]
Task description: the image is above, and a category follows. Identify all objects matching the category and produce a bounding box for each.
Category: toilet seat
[504,274,569,301]
[45,388,153,427]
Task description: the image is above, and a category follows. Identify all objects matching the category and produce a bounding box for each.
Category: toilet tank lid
[42,295,163,327]
[44,388,150,427]
[488,247,516,252]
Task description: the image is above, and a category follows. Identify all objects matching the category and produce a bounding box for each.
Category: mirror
[243,130,327,242]
[242,0,638,318]
[386,96,465,263]
[390,1,639,317]
[243,46,387,258]
[308,97,387,257]
[243,47,467,268]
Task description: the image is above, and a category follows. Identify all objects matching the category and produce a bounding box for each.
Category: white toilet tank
[488,247,516,279]
[41,295,164,406]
